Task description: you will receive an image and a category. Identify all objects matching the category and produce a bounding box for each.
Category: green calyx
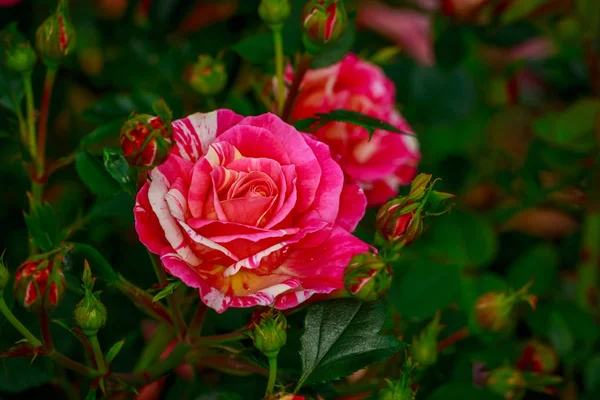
[259,0,291,30]
[1,23,37,74]
[379,358,416,400]
[190,55,227,96]
[411,311,443,367]
[73,262,107,336]
[246,308,288,358]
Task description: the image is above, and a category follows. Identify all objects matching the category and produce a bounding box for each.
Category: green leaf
[80,119,126,155]
[427,383,503,400]
[507,245,558,296]
[297,299,405,387]
[68,242,120,283]
[424,191,456,217]
[549,311,575,358]
[152,280,182,302]
[103,149,136,196]
[390,264,461,319]
[23,202,66,252]
[233,33,275,64]
[533,99,599,152]
[106,339,126,364]
[312,15,356,68]
[501,0,551,24]
[585,355,600,392]
[0,358,54,393]
[293,109,408,139]
[416,210,497,268]
[75,151,121,198]
[0,26,25,114]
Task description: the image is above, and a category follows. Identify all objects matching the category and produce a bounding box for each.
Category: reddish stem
[40,309,55,355]
[437,327,470,352]
[36,67,58,179]
[281,54,314,123]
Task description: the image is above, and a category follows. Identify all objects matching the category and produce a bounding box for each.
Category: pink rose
[0,0,22,7]
[134,110,368,313]
[290,54,420,205]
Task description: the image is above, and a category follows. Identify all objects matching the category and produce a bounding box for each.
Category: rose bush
[289,54,420,205]
[134,110,369,313]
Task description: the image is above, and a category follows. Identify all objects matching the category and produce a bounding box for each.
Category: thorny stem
[148,252,187,339]
[89,334,107,374]
[273,26,286,116]
[40,309,55,354]
[189,302,208,336]
[23,74,37,168]
[282,54,314,122]
[192,330,247,347]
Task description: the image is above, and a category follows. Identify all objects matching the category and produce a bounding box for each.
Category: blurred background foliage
[1,0,599,399]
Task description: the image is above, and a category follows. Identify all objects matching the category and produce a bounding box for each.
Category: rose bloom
[134,110,368,313]
[289,54,420,205]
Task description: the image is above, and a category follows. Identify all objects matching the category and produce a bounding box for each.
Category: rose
[134,110,368,313]
[289,53,420,205]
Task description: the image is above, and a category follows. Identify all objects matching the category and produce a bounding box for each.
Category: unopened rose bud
[259,0,291,29]
[36,0,76,68]
[516,340,558,374]
[1,23,37,73]
[474,282,537,332]
[485,366,526,400]
[73,262,107,336]
[0,254,9,291]
[246,308,288,358]
[376,199,422,245]
[411,312,443,367]
[189,55,227,96]
[120,107,173,168]
[13,257,66,313]
[302,0,348,55]
[344,253,392,302]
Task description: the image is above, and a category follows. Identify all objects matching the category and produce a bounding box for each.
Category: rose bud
[344,253,392,302]
[411,312,443,367]
[120,111,173,168]
[13,257,66,313]
[246,308,288,358]
[376,199,422,245]
[73,262,107,336]
[379,358,416,400]
[516,341,558,374]
[0,254,9,292]
[259,0,291,29]
[1,23,37,74]
[474,282,537,333]
[485,366,526,400]
[302,0,348,55]
[35,0,76,68]
[189,55,227,96]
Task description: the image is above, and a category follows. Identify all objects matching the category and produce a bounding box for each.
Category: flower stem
[148,252,187,339]
[0,294,42,347]
[192,330,247,346]
[437,327,470,352]
[282,53,314,123]
[36,67,58,180]
[39,309,55,354]
[112,342,191,384]
[133,323,173,372]
[266,356,278,398]
[23,74,37,166]
[189,302,207,336]
[50,351,100,377]
[273,27,285,116]
[89,334,107,374]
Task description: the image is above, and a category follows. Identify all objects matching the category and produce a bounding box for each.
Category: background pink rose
[134,110,368,313]
[290,54,420,205]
